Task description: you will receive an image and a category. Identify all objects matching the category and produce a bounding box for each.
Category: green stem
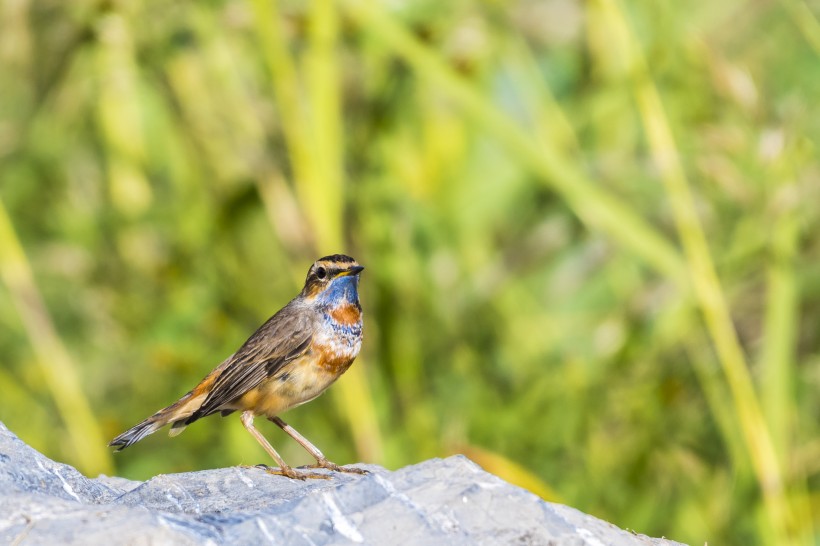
[340,0,686,286]
[0,198,113,476]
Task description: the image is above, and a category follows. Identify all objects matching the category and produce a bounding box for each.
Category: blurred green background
[1,0,819,544]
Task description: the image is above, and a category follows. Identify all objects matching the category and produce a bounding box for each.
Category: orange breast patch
[329,304,361,325]
[314,344,356,375]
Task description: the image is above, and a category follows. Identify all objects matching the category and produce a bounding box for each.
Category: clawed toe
[253,464,330,480]
[309,459,369,475]
[323,464,368,475]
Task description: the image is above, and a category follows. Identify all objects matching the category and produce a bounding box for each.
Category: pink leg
[240,411,327,480]
[268,416,367,475]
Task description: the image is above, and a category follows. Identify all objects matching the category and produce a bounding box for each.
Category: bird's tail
[109,391,202,451]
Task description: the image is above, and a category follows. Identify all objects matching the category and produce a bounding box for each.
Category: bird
[109,254,366,480]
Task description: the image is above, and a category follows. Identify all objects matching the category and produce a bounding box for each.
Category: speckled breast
[312,303,363,375]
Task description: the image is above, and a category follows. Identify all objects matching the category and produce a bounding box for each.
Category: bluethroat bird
[109,254,366,480]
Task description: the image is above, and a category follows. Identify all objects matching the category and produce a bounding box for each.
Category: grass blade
[0,199,113,476]
[340,0,687,286]
[596,0,804,541]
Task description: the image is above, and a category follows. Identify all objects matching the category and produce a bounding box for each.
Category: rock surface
[0,422,685,545]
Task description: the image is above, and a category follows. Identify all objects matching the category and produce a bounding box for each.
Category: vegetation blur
[1,0,819,544]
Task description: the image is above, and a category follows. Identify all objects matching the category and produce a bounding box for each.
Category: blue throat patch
[316,275,360,308]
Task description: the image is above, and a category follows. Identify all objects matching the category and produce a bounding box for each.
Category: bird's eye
[316,267,327,279]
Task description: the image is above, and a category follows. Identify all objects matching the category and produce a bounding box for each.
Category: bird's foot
[309,458,369,475]
[253,463,330,480]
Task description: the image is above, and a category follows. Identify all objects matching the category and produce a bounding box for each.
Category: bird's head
[301,254,364,305]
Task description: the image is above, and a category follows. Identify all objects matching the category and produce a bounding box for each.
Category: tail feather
[109,418,164,451]
[168,421,187,438]
[109,391,203,451]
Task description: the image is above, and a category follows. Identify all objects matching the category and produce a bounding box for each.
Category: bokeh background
[1,0,819,544]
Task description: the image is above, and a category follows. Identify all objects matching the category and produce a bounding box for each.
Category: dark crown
[317,254,356,264]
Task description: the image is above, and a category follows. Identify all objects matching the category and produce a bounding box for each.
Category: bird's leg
[268,416,368,475]
[240,411,328,480]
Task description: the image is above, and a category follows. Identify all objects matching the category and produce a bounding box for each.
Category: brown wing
[185,301,314,423]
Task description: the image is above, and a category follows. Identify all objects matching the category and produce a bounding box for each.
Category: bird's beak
[343,265,364,276]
